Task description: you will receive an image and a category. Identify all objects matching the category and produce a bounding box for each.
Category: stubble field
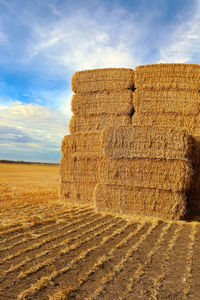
[0,163,200,299]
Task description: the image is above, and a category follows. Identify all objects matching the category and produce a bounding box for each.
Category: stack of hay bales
[60,68,135,205]
[70,68,134,133]
[132,63,200,216]
[94,125,192,220]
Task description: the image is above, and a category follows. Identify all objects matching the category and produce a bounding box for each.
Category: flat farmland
[0,163,200,299]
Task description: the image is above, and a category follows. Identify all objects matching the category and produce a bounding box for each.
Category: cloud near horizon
[0,0,200,162]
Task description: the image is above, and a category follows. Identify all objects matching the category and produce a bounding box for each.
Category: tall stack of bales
[60,68,135,205]
[132,63,200,216]
[94,125,192,220]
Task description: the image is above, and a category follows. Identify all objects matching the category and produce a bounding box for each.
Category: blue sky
[0,0,200,162]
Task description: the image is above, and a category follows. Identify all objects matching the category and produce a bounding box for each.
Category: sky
[0,0,200,163]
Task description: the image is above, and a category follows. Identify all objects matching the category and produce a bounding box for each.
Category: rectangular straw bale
[60,180,96,205]
[102,125,192,160]
[135,64,200,90]
[60,155,100,184]
[71,91,133,115]
[133,97,200,115]
[99,157,192,192]
[133,89,200,103]
[61,132,103,158]
[94,184,187,220]
[132,113,200,136]
[69,114,131,133]
[72,68,134,93]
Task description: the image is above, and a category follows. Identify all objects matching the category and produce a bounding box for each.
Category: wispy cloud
[0,101,69,162]
[158,0,200,63]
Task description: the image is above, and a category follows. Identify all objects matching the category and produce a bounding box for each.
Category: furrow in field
[0,212,101,267]
[119,222,171,300]
[79,221,162,300]
[0,207,93,238]
[155,224,192,299]
[187,223,200,299]
[1,216,114,280]
[111,221,178,300]
[0,209,94,251]
[2,217,127,298]
[181,223,197,299]
[33,221,150,299]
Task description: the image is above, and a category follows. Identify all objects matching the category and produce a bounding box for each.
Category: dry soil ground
[0,163,200,300]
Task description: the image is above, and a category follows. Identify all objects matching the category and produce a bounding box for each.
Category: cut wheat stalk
[87,222,158,300]
[2,216,115,278]
[120,223,171,299]
[0,210,94,253]
[13,220,129,298]
[182,223,197,299]
[0,213,102,266]
[151,224,183,299]
[0,206,92,238]
[14,223,136,296]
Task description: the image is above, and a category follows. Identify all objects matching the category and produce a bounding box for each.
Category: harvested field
[1,163,200,299]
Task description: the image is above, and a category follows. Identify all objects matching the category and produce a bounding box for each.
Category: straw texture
[132,113,200,136]
[60,180,97,205]
[102,125,192,160]
[94,184,187,220]
[69,114,131,133]
[60,156,100,184]
[135,63,200,90]
[99,157,192,192]
[71,91,133,115]
[61,132,103,158]
[72,68,134,93]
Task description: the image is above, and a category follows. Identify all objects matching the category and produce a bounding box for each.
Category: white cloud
[158,0,200,63]
[23,6,144,71]
[0,101,69,160]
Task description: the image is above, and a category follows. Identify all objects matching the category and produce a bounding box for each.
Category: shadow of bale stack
[132,64,200,218]
[60,68,135,205]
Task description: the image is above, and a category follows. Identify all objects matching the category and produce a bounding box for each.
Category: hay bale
[133,89,200,103]
[61,132,103,158]
[69,114,131,133]
[133,97,200,115]
[135,63,200,90]
[99,156,192,192]
[132,113,200,136]
[102,125,192,160]
[71,91,133,115]
[72,68,134,93]
[60,155,100,184]
[60,180,96,205]
[94,184,186,220]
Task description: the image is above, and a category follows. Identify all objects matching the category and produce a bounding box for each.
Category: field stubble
[0,163,200,299]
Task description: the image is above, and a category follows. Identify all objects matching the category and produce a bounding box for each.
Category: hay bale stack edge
[60,64,200,220]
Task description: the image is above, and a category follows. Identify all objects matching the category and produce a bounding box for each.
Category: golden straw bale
[94,184,186,220]
[60,155,100,184]
[133,89,200,103]
[72,68,134,93]
[71,91,133,115]
[133,98,200,115]
[102,125,192,160]
[135,63,200,90]
[61,132,103,158]
[132,113,200,136]
[99,157,192,192]
[60,180,96,205]
[69,114,131,133]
